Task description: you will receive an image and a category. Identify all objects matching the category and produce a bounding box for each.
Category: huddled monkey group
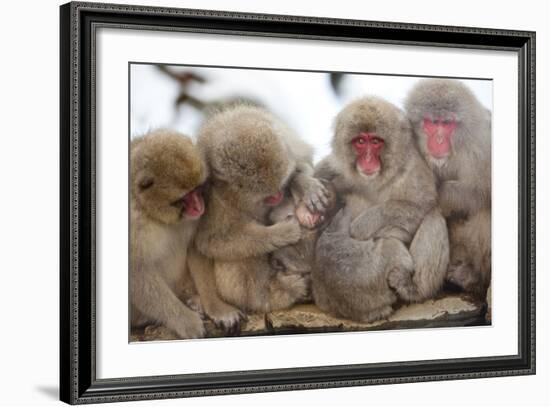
[130,78,492,338]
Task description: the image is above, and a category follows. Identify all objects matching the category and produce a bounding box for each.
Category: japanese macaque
[192,104,330,318]
[130,130,207,339]
[313,97,449,322]
[267,182,339,287]
[404,79,491,298]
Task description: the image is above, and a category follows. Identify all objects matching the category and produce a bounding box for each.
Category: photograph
[59,2,535,403]
[129,64,493,341]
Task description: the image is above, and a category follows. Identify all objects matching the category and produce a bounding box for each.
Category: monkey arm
[439,180,490,218]
[290,161,330,213]
[196,220,302,261]
[131,267,205,338]
[350,200,428,243]
[314,156,339,182]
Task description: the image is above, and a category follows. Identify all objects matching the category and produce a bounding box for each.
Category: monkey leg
[405,207,450,301]
[215,257,308,314]
[313,232,399,323]
[187,248,245,334]
[266,270,310,310]
[131,271,205,339]
[447,210,491,299]
[382,238,421,302]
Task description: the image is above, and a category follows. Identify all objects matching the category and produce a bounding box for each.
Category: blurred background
[130,64,492,163]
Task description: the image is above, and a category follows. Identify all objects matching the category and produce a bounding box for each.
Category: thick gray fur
[404,79,491,298]
[313,97,450,322]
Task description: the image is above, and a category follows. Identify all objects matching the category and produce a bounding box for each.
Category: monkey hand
[301,177,331,213]
[349,214,378,241]
[270,219,302,249]
[295,203,324,229]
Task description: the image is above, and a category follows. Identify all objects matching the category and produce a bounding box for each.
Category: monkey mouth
[181,187,205,218]
[428,146,451,159]
[356,163,380,177]
[264,190,284,206]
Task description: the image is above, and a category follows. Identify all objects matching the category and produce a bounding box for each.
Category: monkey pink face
[423,116,457,159]
[352,132,385,176]
[173,186,205,219]
[264,190,284,206]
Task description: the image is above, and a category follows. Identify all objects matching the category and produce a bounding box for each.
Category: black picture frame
[60,1,536,404]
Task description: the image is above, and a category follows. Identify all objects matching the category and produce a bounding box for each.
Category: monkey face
[131,131,207,225]
[333,97,409,183]
[405,79,482,165]
[421,114,459,160]
[351,132,385,177]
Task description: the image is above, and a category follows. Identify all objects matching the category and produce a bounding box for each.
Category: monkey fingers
[295,203,324,229]
[303,179,330,213]
[211,307,247,336]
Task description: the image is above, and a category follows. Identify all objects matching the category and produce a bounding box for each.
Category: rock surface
[131,292,488,342]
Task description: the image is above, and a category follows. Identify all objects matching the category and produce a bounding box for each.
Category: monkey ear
[137,174,155,191]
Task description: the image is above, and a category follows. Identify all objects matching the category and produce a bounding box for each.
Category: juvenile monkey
[404,79,491,298]
[268,182,339,278]
[313,97,450,322]
[192,104,329,316]
[130,130,207,339]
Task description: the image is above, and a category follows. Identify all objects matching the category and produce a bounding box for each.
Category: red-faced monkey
[313,97,449,322]
[130,130,207,339]
[405,79,491,298]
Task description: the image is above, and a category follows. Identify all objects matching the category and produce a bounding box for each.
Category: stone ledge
[130,293,488,342]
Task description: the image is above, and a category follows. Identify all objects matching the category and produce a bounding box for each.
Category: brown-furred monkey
[191,104,330,328]
[130,130,207,339]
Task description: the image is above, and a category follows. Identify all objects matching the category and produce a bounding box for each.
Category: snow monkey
[192,104,331,322]
[313,97,450,322]
[267,181,340,295]
[130,129,207,339]
[404,79,491,298]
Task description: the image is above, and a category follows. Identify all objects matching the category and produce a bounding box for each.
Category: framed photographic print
[60,1,536,404]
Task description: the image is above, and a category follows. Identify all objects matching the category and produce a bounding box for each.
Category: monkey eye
[170,195,186,208]
[443,118,453,125]
[138,177,154,190]
[352,136,367,148]
[370,137,384,145]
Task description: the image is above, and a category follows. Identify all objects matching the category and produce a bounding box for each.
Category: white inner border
[96,28,518,379]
